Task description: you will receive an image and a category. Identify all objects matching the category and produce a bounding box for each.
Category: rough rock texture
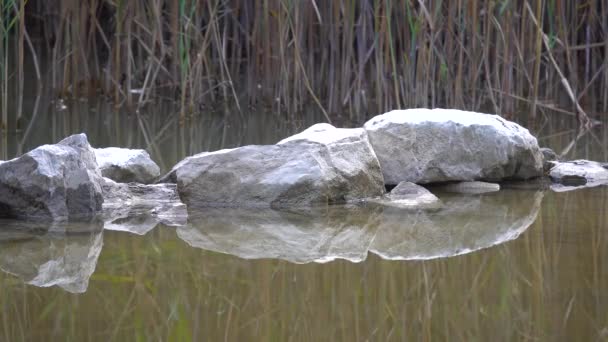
[102,178,187,235]
[367,181,442,210]
[0,134,104,220]
[0,225,103,293]
[430,181,500,194]
[540,147,559,172]
[363,108,544,185]
[161,123,385,208]
[94,147,160,184]
[549,160,608,192]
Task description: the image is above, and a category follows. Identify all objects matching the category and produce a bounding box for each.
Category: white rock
[363,108,544,184]
[94,147,160,184]
[367,181,442,210]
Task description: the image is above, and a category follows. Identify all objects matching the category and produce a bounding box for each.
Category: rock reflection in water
[102,181,188,235]
[178,189,544,263]
[0,221,103,293]
[370,189,544,260]
[178,207,380,263]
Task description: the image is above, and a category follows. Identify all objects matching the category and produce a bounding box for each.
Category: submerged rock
[549,160,608,192]
[430,181,500,194]
[161,123,384,208]
[0,222,103,293]
[94,147,160,184]
[363,108,544,185]
[0,134,104,221]
[102,178,187,235]
[367,181,442,210]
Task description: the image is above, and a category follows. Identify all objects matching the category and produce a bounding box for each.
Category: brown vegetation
[1,0,607,127]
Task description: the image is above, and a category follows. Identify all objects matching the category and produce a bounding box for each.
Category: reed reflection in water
[0,186,606,341]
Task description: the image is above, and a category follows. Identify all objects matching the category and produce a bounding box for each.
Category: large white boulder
[0,134,104,221]
[160,123,385,208]
[363,108,544,184]
[94,147,160,184]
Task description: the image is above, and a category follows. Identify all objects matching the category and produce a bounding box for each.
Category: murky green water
[0,98,607,341]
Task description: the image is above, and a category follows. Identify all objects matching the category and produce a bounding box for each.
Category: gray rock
[363,108,544,185]
[549,160,608,192]
[0,224,103,293]
[161,123,385,208]
[430,181,500,194]
[540,147,559,172]
[0,134,104,221]
[101,178,187,235]
[366,181,442,210]
[94,147,160,184]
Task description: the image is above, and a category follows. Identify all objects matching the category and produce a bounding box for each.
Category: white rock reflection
[370,190,544,260]
[178,207,380,263]
[178,189,544,263]
[0,221,103,293]
[102,179,187,235]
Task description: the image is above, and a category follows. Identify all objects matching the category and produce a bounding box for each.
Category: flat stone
[363,108,544,185]
[549,160,608,192]
[94,147,160,184]
[366,182,442,210]
[430,181,500,194]
[0,134,104,221]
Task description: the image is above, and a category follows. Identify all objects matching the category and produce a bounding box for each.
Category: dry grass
[1,0,607,130]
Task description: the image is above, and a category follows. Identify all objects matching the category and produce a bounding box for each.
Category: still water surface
[0,99,607,341]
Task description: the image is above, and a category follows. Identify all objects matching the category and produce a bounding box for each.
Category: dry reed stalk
[0,0,606,128]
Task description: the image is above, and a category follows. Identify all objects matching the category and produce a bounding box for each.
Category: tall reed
[1,0,607,127]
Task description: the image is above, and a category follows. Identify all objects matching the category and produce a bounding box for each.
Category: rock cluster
[0,108,604,223]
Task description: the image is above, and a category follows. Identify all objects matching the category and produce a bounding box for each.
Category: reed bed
[1,0,607,130]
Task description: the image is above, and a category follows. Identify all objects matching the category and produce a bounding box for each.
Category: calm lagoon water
[0,99,607,341]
